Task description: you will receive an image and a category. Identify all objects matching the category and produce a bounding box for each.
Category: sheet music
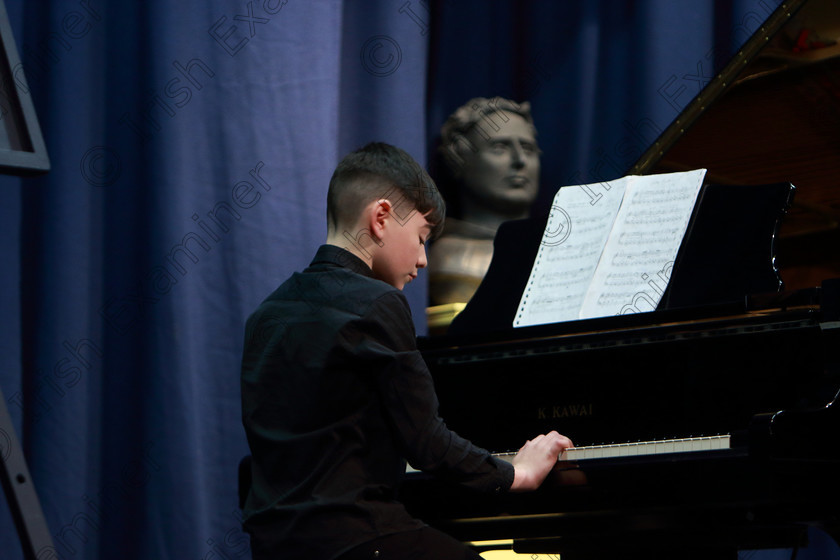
[514,169,706,328]
[579,169,706,318]
[513,178,627,327]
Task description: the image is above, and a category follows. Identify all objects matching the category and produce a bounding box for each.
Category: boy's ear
[369,199,393,240]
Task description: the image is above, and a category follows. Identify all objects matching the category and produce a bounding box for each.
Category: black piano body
[422,287,839,454]
[405,177,840,555]
[405,192,840,557]
[405,165,840,555]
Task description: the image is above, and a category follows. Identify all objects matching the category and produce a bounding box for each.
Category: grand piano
[402,0,840,557]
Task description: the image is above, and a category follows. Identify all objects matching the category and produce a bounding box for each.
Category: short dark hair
[327,142,446,239]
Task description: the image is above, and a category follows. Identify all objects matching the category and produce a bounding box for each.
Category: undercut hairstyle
[327,142,446,240]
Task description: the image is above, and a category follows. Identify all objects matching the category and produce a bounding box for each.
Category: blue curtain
[1,1,837,559]
[1,1,428,558]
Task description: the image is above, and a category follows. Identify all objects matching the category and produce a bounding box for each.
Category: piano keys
[408,435,732,474]
[497,434,732,463]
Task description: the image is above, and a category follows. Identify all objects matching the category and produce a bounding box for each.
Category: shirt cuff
[489,455,515,494]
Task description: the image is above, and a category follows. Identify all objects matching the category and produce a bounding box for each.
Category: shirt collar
[311,244,375,278]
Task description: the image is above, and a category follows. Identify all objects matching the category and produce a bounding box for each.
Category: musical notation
[515,170,706,327]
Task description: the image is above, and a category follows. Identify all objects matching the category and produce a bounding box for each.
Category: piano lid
[631,0,840,292]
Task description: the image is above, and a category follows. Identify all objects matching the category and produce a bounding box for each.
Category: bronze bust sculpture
[428,97,541,307]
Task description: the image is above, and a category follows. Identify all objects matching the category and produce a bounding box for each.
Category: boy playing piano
[240,142,572,560]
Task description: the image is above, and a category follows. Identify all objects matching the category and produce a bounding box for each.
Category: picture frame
[0,0,49,176]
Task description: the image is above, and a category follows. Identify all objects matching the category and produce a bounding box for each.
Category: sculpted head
[439,97,541,222]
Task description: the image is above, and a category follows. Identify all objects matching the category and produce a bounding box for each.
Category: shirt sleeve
[356,290,514,494]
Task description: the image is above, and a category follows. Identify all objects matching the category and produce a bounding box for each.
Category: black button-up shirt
[241,245,513,559]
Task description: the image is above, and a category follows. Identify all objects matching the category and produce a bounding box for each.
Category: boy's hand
[510,431,573,492]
